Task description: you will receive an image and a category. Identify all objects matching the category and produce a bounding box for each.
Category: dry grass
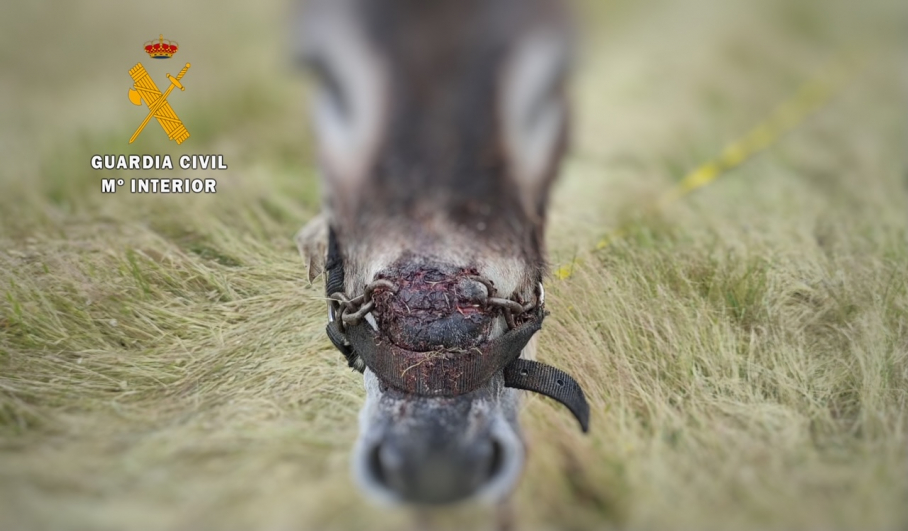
[1,0,907,530]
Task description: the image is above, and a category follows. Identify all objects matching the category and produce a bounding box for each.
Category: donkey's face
[296,0,577,505]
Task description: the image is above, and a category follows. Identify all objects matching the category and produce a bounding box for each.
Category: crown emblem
[144,35,178,59]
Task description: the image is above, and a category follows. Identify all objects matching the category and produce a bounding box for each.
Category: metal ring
[363,279,398,303]
[466,275,497,298]
[342,300,376,326]
[487,297,525,314]
[330,292,351,306]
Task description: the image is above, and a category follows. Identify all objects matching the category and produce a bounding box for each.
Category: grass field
[1,0,906,530]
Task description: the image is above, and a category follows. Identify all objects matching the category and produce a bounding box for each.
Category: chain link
[329,277,543,332]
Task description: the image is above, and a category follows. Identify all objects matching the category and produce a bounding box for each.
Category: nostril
[456,277,491,302]
[368,443,388,486]
[487,439,504,480]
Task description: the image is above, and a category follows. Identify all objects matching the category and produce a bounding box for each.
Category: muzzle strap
[331,312,590,433]
[325,227,345,298]
[504,358,590,432]
[343,315,541,397]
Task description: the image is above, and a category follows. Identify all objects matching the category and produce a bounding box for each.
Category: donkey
[294,0,588,506]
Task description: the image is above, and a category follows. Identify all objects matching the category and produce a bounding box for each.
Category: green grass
[1,0,907,530]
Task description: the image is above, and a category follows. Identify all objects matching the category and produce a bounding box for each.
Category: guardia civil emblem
[127,35,191,144]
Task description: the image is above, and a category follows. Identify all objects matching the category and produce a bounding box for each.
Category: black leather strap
[325,226,345,298]
[504,358,590,432]
[326,321,359,370]
[344,312,543,397]
[338,314,590,432]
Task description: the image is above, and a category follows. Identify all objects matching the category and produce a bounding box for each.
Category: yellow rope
[555,52,860,280]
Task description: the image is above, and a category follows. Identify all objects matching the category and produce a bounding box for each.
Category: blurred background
[1,0,906,530]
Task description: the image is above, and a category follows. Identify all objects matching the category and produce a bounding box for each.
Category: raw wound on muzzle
[323,230,590,432]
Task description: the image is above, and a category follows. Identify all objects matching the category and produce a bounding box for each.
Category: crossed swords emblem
[127,62,191,144]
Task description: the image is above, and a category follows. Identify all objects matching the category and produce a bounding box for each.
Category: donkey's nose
[367,437,503,504]
[353,375,526,506]
[371,270,494,352]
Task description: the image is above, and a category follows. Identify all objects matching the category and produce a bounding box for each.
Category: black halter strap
[324,228,590,432]
[343,311,542,397]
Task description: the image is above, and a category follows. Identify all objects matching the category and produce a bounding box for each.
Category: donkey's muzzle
[330,295,589,432]
[370,436,499,505]
[363,391,507,504]
[324,231,590,432]
[370,271,495,351]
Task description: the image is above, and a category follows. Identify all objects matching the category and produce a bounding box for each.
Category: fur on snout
[352,370,526,506]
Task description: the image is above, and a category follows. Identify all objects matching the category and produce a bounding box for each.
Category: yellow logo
[128,36,190,144]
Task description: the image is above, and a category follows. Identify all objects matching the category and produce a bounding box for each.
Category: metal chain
[483,281,544,330]
[329,279,398,331]
[330,277,544,332]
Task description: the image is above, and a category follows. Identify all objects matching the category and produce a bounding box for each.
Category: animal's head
[295,0,587,505]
